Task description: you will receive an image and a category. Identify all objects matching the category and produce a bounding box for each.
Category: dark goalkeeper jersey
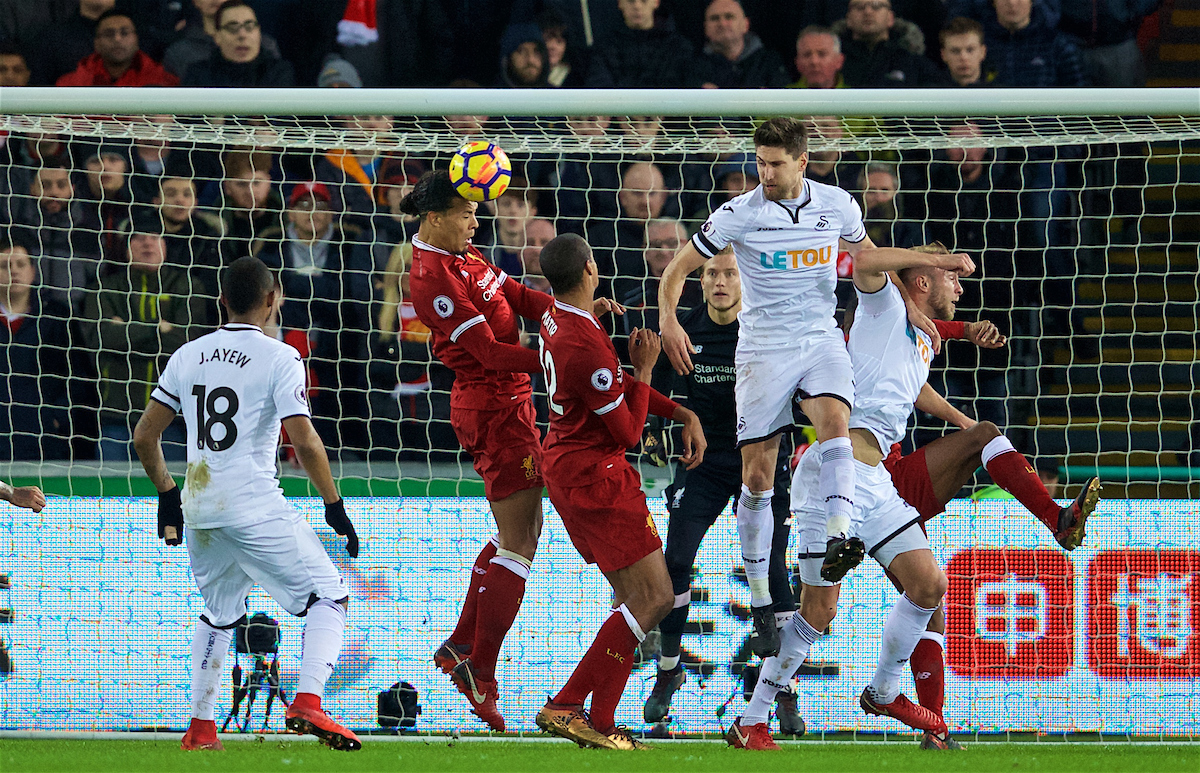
[653,304,739,453]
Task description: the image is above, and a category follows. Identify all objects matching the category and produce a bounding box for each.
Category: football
[448,141,512,202]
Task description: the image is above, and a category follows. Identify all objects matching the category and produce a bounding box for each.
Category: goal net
[0,88,1198,737]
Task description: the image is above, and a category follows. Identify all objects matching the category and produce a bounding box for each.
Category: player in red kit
[531,233,707,751]
[403,172,622,730]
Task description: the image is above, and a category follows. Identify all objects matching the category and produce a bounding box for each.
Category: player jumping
[404,171,621,730]
[133,256,361,752]
[533,233,706,750]
[0,479,45,512]
[660,117,944,657]
[728,244,978,751]
[644,250,803,734]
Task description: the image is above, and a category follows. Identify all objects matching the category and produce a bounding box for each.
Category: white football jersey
[847,281,933,451]
[152,323,311,528]
[692,179,866,349]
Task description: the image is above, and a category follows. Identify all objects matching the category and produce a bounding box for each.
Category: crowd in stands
[0,0,1166,463]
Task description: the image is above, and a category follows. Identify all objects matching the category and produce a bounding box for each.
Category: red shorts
[450,399,543,502]
[547,465,662,574]
[883,444,945,524]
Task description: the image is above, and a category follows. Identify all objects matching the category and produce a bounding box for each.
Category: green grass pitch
[2,739,1196,773]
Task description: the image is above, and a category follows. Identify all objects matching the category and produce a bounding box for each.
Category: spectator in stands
[7,162,99,309]
[804,116,864,189]
[442,79,492,136]
[948,0,1087,87]
[839,0,948,87]
[127,114,200,204]
[314,115,393,226]
[364,156,422,273]
[157,172,225,320]
[538,9,581,87]
[601,161,678,298]
[939,16,995,87]
[1059,0,1158,87]
[519,218,555,294]
[56,10,178,86]
[163,0,282,80]
[317,53,362,88]
[587,0,696,88]
[0,45,31,86]
[30,0,114,85]
[0,240,73,461]
[925,122,1016,254]
[694,0,789,89]
[82,212,202,461]
[181,0,294,88]
[788,26,846,88]
[219,150,284,263]
[278,181,372,452]
[368,241,457,459]
[479,178,538,277]
[858,162,924,248]
[496,23,549,88]
[78,147,133,259]
[620,217,688,321]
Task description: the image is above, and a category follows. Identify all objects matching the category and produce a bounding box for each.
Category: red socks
[449,539,499,648]
[910,635,944,720]
[553,609,639,732]
[983,442,1061,532]
[470,555,529,682]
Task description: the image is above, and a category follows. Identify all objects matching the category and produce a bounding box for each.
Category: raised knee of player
[799,586,838,631]
[966,420,1002,454]
[908,565,948,609]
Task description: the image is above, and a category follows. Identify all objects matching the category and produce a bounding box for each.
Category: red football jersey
[410,237,550,409]
[538,300,639,486]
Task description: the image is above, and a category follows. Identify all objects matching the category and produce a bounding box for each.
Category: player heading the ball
[134,256,361,752]
[403,168,623,731]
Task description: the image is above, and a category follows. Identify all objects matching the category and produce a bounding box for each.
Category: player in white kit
[133,256,362,752]
[659,117,944,656]
[725,243,977,750]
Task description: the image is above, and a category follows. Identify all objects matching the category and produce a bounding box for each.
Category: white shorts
[791,442,928,587]
[187,506,347,627]
[734,328,855,446]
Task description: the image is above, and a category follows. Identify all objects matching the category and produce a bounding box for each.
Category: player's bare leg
[285,598,361,751]
[739,435,783,656]
[730,583,838,751]
[799,396,862,582]
[541,550,672,750]
[921,422,1100,549]
[445,486,541,731]
[860,550,946,733]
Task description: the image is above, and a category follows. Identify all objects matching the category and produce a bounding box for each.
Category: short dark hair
[221,256,274,315]
[215,0,254,29]
[398,170,463,218]
[94,9,135,32]
[753,117,808,159]
[939,16,984,48]
[539,233,592,294]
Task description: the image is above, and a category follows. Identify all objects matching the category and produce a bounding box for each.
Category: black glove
[157,485,184,546]
[325,498,359,558]
[642,431,669,467]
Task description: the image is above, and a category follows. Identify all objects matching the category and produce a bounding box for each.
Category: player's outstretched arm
[0,479,45,513]
[283,415,359,558]
[134,400,184,545]
[915,383,976,431]
[658,242,709,375]
[851,245,975,294]
[966,320,1007,349]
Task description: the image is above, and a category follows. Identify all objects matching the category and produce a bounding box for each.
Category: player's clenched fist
[324,498,360,558]
[675,407,707,471]
[157,485,184,546]
[628,327,662,376]
[966,320,1006,349]
[941,253,976,276]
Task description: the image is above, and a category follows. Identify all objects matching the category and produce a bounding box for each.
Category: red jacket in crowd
[56,51,179,87]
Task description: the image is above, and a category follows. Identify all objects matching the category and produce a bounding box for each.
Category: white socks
[296,599,347,699]
[869,594,937,703]
[819,438,855,539]
[743,613,822,725]
[736,485,773,607]
[981,435,1017,468]
[190,619,233,721]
